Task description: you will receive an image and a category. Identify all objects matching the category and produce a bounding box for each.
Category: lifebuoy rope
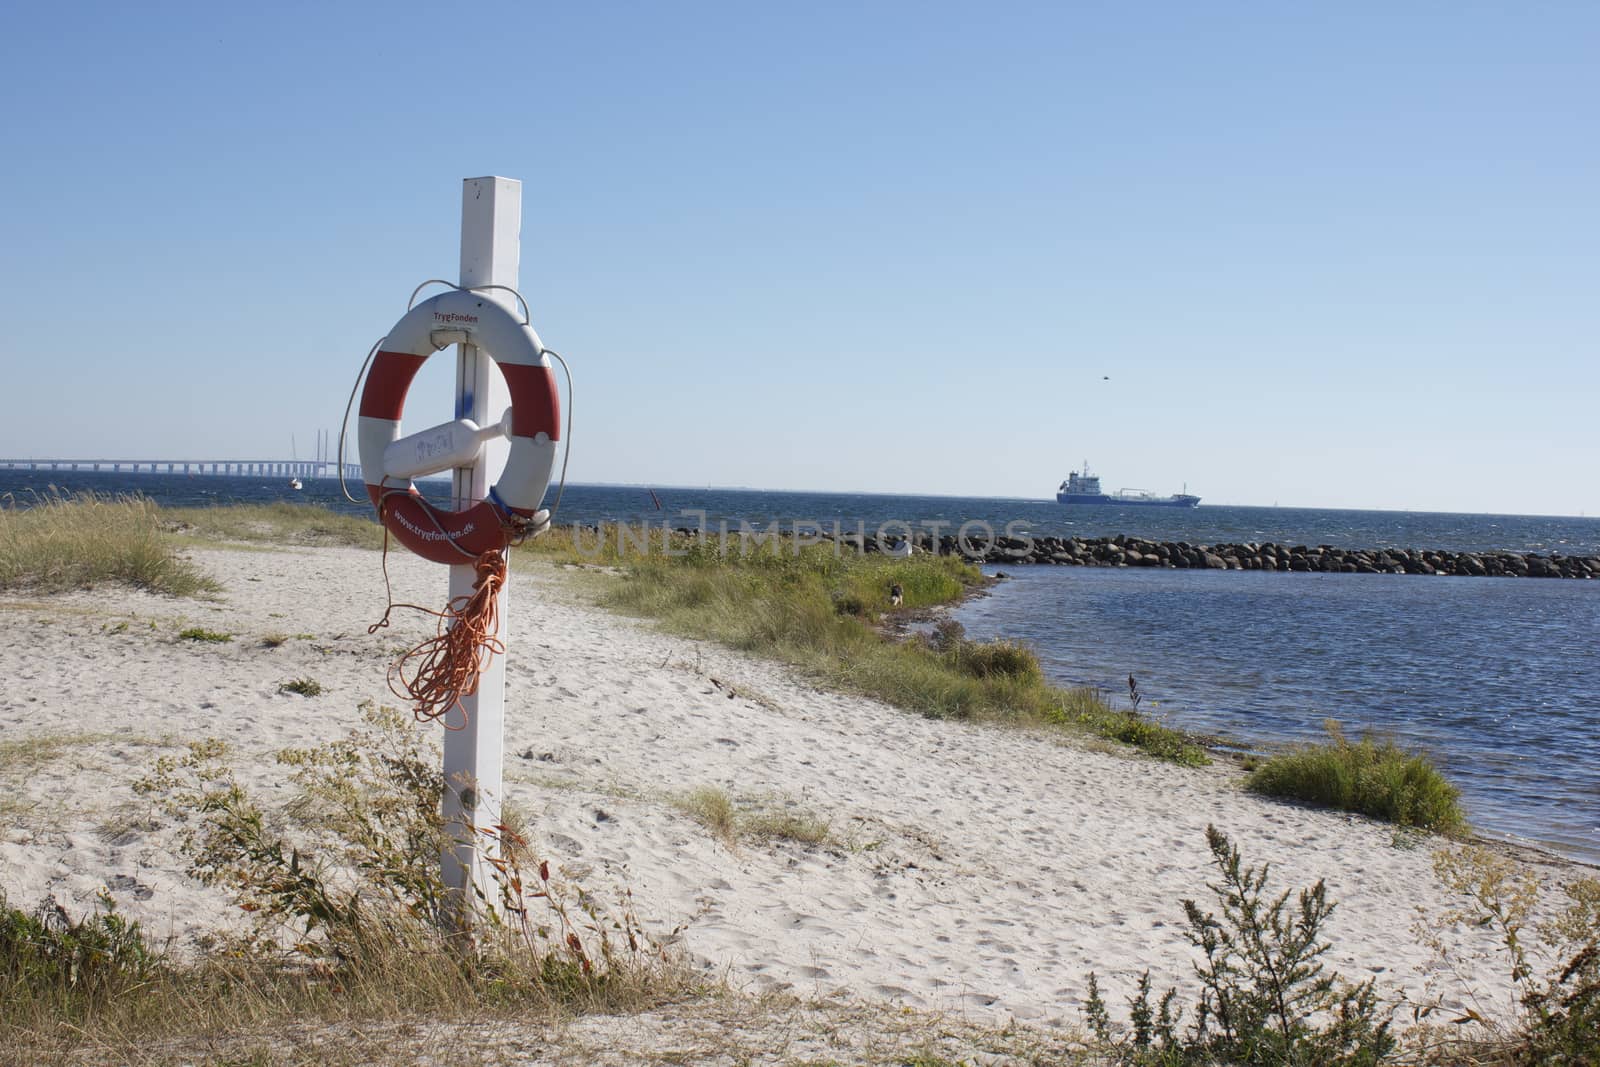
[367,523,507,730]
[408,279,532,325]
[338,339,386,506]
[542,347,574,523]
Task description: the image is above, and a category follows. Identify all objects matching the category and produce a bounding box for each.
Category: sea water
[6,471,1599,861]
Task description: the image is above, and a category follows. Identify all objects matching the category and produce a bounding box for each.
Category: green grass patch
[278,677,324,697]
[599,538,1208,766]
[177,626,232,643]
[1245,719,1465,832]
[0,491,220,597]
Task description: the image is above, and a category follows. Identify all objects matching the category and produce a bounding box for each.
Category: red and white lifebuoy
[357,290,560,564]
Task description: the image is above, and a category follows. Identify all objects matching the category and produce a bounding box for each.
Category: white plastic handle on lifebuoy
[382,410,513,482]
[357,290,560,564]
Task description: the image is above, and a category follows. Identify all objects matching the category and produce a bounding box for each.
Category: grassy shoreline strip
[587,535,1211,766]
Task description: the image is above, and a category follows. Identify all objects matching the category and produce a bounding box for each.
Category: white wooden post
[443,176,520,914]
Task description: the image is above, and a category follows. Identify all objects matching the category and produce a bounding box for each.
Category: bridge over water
[0,459,363,479]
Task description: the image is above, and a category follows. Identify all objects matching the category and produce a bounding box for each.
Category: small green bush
[1092,711,1208,767]
[0,890,161,1023]
[948,637,1042,681]
[1246,720,1464,832]
[278,677,323,697]
[833,592,869,617]
[1432,846,1600,1064]
[177,627,233,644]
[1086,825,1396,1066]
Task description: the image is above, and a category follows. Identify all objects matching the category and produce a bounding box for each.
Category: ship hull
[1057,493,1201,507]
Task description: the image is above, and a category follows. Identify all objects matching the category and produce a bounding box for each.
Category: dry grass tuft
[671,787,834,849]
[0,491,220,597]
[673,786,737,844]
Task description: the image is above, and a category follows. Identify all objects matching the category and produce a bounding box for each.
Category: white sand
[0,545,1586,1031]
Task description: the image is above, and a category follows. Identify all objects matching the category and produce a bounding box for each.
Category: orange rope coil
[369,541,508,730]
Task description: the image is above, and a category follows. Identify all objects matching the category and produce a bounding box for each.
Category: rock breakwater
[841,532,1600,578]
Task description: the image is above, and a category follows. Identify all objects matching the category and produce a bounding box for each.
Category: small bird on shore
[889,583,904,607]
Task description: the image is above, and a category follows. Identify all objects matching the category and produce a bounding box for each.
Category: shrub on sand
[1085,825,1396,1066]
[1246,720,1464,832]
[1429,845,1600,1064]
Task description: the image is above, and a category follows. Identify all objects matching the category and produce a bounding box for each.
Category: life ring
[357,289,560,564]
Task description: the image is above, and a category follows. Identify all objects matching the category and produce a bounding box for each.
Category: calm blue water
[954,568,1600,863]
[7,471,1600,861]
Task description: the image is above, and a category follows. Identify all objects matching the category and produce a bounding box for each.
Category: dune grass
[1245,720,1465,832]
[0,893,678,1065]
[600,538,1210,766]
[0,493,381,597]
[161,500,383,548]
[0,492,220,597]
[1,707,687,1064]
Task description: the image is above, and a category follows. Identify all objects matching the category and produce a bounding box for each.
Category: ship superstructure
[1056,462,1200,508]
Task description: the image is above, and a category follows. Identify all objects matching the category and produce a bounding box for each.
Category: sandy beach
[0,544,1587,1040]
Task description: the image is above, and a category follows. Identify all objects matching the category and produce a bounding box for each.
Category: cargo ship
[1056,462,1200,507]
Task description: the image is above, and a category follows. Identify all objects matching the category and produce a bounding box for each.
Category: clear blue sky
[3,2,1596,515]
